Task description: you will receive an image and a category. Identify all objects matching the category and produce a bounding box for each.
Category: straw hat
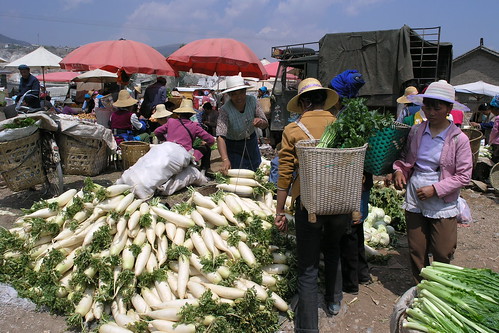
[113,89,138,108]
[397,86,418,104]
[407,80,469,111]
[154,104,173,119]
[134,85,142,94]
[173,99,196,114]
[287,78,339,113]
[222,76,251,94]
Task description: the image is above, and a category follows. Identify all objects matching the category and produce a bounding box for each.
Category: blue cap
[84,94,91,98]
[18,64,30,70]
[491,95,499,108]
[259,86,268,92]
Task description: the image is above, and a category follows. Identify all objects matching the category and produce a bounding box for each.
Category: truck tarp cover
[319,25,414,105]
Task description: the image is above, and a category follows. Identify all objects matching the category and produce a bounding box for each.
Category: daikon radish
[223,195,242,215]
[210,229,235,259]
[201,228,217,257]
[172,227,186,246]
[127,211,141,230]
[82,217,107,247]
[217,199,238,224]
[166,271,179,296]
[269,291,289,311]
[228,177,260,187]
[55,249,78,274]
[122,241,135,270]
[189,210,206,227]
[151,206,195,228]
[106,184,132,197]
[216,184,254,197]
[176,254,189,299]
[196,206,228,227]
[146,308,180,321]
[226,169,255,179]
[183,238,194,251]
[154,280,174,302]
[155,221,166,237]
[238,241,257,267]
[99,323,133,333]
[150,319,195,333]
[262,263,289,275]
[187,281,208,299]
[192,191,217,209]
[134,243,152,276]
[211,206,223,215]
[152,299,199,310]
[235,278,267,300]
[110,231,128,256]
[156,235,168,266]
[189,253,222,284]
[116,217,127,236]
[132,228,147,246]
[190,232,210,258]
[131,293,150,314]
[75,288,94,316]
[272,252,287,264]
[202,283,245,299]
[97,195,125,212]
[125,198,143,215]
[141,287,163,308]
[139,202,150,215]
[164,222,177,241]
[47,189,77,207]
[25,207,58,219]
[114,313,136,328]
[146,252,158,273]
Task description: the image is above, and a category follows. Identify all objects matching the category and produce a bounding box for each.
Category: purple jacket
[393,121,472,203]
[154,118,215,161]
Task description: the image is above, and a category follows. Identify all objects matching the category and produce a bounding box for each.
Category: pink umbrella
[264,61,297,79]
[60,39,176,76]
[36,71,81,83]
[167,38,268,79]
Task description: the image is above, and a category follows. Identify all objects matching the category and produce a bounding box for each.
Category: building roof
[454,44,499,62]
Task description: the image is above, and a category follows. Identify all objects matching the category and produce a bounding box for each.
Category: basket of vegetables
[364,122,411,175]
[0,117,46,191]
[58,134,108,176]
[295,98,392,221]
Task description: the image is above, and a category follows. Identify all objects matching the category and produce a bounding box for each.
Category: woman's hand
[253,117,266,128]
[393,171,406,190]
[274,214,288,232]
[221,159,231,175]
[416,185,435,201]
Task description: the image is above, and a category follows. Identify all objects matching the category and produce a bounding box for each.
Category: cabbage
[376,224,387,233]
[373,221,386,229]
[379,232,390,246]
[371,207,385,219]
[386,225,395,235]
[383,215,392,224]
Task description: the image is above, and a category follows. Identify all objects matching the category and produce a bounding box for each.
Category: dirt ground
[0,153,497,333]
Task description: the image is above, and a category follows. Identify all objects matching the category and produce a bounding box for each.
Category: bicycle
[12,90,64,196]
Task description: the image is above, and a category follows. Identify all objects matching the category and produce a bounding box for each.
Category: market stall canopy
[73,69,118,83]
[263,61,297,79]
[60,39,176,76]
[454,81,499,97]
[35,71,81,83]
[167,38,269,79]
[4,46,62,69]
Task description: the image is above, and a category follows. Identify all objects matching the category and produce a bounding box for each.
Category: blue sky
[1,0,497,60]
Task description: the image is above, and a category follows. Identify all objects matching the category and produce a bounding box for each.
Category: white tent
[73,69,118,83]
[454,81,499,97]
[5,46,62,85]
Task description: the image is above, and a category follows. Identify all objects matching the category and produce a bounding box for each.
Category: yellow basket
[120,141,150,169]
[0,131,46,191]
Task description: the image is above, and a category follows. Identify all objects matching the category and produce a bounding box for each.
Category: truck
[268,25,453,134]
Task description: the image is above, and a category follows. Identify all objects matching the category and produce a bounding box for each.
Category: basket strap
[295,120,315,140]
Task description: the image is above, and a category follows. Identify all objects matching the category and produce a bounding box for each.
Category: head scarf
[330,70,365,98]
[490,95,499,108]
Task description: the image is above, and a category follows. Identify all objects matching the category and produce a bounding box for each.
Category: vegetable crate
[120,141,150,170]
[364,122,411,175]
[0,130,46,191]
[295,140,367,221]
[58,134,108,176]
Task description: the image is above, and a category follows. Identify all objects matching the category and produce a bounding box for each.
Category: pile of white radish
[215,169,271,198]
[363,205,395,247]
[3,178,295,333]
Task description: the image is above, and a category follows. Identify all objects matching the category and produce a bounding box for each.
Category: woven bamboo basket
[168,96,183,109]
[120,141,150,169]
[295,140,367,221]
[58,134,108,176]
[461,128,483,167]
[490,162,499,192]
[0,130,46,191]
[364,122,411,175]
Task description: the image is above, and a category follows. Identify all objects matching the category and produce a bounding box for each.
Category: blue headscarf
[330,70,365,98]
[491,94,499,108]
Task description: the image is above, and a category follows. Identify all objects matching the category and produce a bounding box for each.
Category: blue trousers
[225,132,261,172]
[294,197,349,332]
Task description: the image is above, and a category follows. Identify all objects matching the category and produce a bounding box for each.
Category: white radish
[187,281,209,299]
[262,263,289,275]
[150,319,195,333]
[228,177,260,187]
[82,217,107,247]
[234,279,267,301]
[270,291,289,311]
[135,243,152,276]
[141,287,163,308]
[155,221,166,237]
[110,230,128,256]
[99,323,133,333]
[272,252,287,264]
[189,253,222,284]
[152,299,199,310]
[25,208,58,219]
[146,308,180,321]
[172,227,186,246]
[132,228,147,246]
[156,235,168,266]
[122,240,135,270]
[238,241,257,267]
[97,195,125,212]
[164,222,177,241]
[125,198,143,215]
[75,288,94,316]
[183,238,194,251]
[116,217,127,236]
[114,313,136,328]
[201,228,217,257]
[146,252,158,273]
[47,189,78,207]
[177,254,189,299]
[211,206,223,215]
[93,300,104,320]
[190,232,210,258]
[226,169,255,178]
[223,195,242,215]
[155,280,174,302]
[190,210,206,227]
[151,206,195,228]
[192,191,217,209]
[216,184,254,197]
[127,211,141,230]
[166,271,179,296]
[202,283,245,299]
[131,293,150,314]
[210,229,235,259]
[217,199,238,224]
[196,206,228,227]
[55,249,78,274]
[106,184,132,197]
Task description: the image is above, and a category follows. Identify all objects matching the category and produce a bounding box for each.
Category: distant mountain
[154,43,184,57]
[0,33,31,46]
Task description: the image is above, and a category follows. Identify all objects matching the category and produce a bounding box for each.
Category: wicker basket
[120,141,150,169]
[0,130,46,191]
[490,162,499,192]
[168,96,183,109]
[295,140,367,221]
[364,122,411,175]
[461,128,483,167]
[58,134,108,176]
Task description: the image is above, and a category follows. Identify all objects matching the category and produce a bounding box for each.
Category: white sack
[157,166,208,196]
[117,142,191,199]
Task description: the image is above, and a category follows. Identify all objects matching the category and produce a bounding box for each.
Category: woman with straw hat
[392,80,472,284]
[274,78,348,329]
[154,99,215,172]
[110,89,149,143]
[216,76,268,173]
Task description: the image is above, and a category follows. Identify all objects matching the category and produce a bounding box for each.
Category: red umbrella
[263,61,297,79]
[36,71,81,82]
[60,39,176,76]
[167,38,268,79]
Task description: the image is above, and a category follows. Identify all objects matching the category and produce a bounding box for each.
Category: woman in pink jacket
[392,80,472,283]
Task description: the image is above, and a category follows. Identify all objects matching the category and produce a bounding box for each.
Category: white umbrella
[73,68,118,83]
[5,46,63,85]
[454,81,499,97]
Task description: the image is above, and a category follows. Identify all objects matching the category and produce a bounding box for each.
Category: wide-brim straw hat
[221,76,251,94]
[113,89,138,108]
[134,85,142,94]
[287,78,339,114]
[397,86,418,104]
[154,104,173,119]
[407,80,469,111]
[173,99,196,114]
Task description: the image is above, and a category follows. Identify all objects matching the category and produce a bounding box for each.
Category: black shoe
[359,278,373,285]
[343,288,359,295]
[326,302,341,316]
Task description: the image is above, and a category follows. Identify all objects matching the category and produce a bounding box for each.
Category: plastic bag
[457,197,473,224]
[117,142,191,199]
[156,165,208,196]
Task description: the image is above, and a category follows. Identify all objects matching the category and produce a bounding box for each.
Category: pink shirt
[154,118,215,161]
[489,117,499,145]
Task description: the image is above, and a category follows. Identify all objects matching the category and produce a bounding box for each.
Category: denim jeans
[294,197,349,332]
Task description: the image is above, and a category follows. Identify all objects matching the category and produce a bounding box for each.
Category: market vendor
[216,76,268,173]
[110,90,149,144]
[59,98,79,115]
